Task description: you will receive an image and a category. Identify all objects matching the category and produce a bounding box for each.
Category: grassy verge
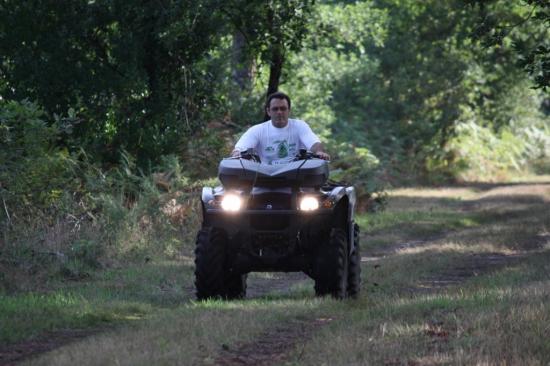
[0,260,194,345]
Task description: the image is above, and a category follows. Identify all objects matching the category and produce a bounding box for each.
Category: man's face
[267,98,290,128]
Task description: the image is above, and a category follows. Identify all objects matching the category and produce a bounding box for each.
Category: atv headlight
[300,196,319,211]
[221,194,242,212]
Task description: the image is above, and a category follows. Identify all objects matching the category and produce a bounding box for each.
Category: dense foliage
[284,0,548,183]
[466,0,550,91]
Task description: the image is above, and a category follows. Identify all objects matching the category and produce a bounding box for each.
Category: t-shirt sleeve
[297,120,321,150]
[235,125,260,152]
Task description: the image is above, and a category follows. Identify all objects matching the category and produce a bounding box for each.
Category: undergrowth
[0,101,206,293]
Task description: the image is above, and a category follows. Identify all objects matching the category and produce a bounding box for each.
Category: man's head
[266,92,291,128]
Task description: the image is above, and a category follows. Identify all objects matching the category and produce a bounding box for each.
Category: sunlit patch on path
[416,252,526,291]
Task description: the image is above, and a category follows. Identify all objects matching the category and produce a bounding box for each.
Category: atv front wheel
[225,273,247,299]
[314,228,348,299]
[195,227,227,300]
[347,223,361,298]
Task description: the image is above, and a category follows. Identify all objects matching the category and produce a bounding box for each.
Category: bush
[445,120,550,181]
[328,142,387,212]
[0,100,78,213]
[521,124,550,174]
[90,153,203,261]
[0,100,204,292]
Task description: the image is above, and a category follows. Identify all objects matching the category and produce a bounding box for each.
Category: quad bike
[194,149,361,300]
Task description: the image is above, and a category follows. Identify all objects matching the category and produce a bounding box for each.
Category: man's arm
[297,120,331,161]
[233,125,259,157]
[311,142,330,160]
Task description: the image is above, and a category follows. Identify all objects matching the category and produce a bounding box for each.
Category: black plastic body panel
[218,158,329,189]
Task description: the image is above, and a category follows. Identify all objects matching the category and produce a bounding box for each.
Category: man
[232,92,330,165]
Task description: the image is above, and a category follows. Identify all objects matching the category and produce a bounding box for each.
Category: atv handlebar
[231,148,328,163]
[293,149,327,161]
[237,148,261,163]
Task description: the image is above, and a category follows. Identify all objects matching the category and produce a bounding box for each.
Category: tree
[329,0,481,165]
[0,0,226,166]
[465,0,550,91]
[220,0,314,112]
[287,0,546,181]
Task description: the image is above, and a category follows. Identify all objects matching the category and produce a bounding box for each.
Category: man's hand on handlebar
[309,142,330,161]
[295,149,331,161]
[232,148,261,163]
[315,151,330,161]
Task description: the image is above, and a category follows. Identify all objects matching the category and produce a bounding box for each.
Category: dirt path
[0,329,104,366]
[362,237,528,292]
[214,317,332,366]
[182,271,310,300]
[246,272,310,298]
[1,273,311,366]
[364,182,550,293]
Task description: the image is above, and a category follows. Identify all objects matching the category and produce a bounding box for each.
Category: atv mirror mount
[240,148,261,163]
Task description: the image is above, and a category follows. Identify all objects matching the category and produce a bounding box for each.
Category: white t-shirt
[235,119,321,165]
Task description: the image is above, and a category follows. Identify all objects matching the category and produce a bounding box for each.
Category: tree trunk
[264,46,284,120]
[232,31,255,91]
[267,45,284,97]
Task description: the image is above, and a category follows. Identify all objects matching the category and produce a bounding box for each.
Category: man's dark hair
[265,91,291,110]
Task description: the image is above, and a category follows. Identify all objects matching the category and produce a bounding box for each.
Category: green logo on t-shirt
[277,141,288,158]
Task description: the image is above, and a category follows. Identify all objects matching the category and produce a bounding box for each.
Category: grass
[356,201,485,255]
[286,252,550,365]
[24,298,333,366]
[6,177,550,365]
[0,260,194,345]
[282,179,550,365]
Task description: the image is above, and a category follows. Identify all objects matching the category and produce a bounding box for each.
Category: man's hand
[315,151,331,160]
[310,142,330,161]
[231,149,241,158]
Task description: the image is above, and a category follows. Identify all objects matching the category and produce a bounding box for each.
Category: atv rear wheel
[314,228,348,299]
[347,223,361,298]
[195,227,227,300]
